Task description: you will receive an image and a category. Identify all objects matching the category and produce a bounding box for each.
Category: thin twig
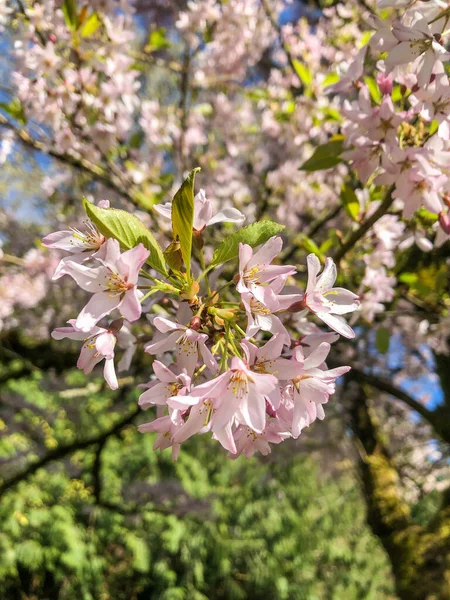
[334,186,395,264]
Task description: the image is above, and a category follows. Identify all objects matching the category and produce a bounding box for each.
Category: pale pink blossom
[303,254,360,338]
[144,308,218,377]
[154,189,245,231]
[52,319,119,389]
[62,238,149,331]
[236,237,296,309]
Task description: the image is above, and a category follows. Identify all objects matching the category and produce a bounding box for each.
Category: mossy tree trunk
[348,379,450,600]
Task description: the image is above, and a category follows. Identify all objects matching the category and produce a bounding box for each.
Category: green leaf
[0,98,26,125]
[340,185,360,222]
[322,73,339,88]
[62,0,77,30]
[145,27,171,52]
[364,76,381,104]
[83,198,167,276]
[172,168,200,280]
[375,327,390,354]
[299,138,344,171]
[81,13,100,37]
[210,221,285,268]
[292,59,312,88]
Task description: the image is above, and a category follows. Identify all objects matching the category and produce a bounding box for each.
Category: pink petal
[318,312,355,339]
[249,236,283,269]
[95,331,116,357]
[76,292,121,332]
[306,254,321,293]
[42,230,82,251]
[104,358,118,390]
[118,243,150,284]
[153,360,177,383]
[120,290,142,322]
[62,261,108,293]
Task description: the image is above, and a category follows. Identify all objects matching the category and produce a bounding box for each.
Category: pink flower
[144,307,218,377]
[326,45,367,95]
[233,422,290,458]
[236,237,296,309]
[139,361,191,409]
[385,16,450,88]
[286,343,350,438]
[62,238,149,331]
[154,188,245,231]
[138,413,183,461]
[52,319,119,389]
[169,356,279,446]
[303,254,360,339]
[42,204,109,280]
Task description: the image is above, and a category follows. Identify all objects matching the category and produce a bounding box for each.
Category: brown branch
[347,367,437,427]
[260,0,306,89]
[0,115,144,208]
[334,186,395,264]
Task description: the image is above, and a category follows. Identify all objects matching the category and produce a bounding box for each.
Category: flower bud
[376,72,392,96]
[181,280,200,302]
[192,229,204,250]
[108,318,124,334]
[285,298,307,313]
[208,307,238,321]
[189,316,202,331]
[438,211,450,235]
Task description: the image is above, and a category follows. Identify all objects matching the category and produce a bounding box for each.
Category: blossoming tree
[1,0,450,597]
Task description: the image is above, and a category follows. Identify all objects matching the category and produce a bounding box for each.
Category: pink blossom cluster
[45,191,359,459]
[0,248,58,332]
[12,0,141,163]
[332,1,450,246]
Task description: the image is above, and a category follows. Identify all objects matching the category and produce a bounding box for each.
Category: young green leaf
[299,138,344,171]
[210,221,285,268]
[81,13,101,37]
[292,59,312,88]
[83,198,167,276]
[62,0,78,30]
[172,168,200,280]
[340,185,361,222]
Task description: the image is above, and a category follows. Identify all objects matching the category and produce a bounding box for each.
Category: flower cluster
[332,1,450,246]
[45,182,359,459]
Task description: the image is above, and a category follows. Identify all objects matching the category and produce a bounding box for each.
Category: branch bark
[334,186,395,264]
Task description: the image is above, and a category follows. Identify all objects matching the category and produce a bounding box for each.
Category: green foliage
[0,99,26,125]
[341,185,361,222]
[171,168,200,281]
[299,138,344,171]
[82,197,167,276]
[62,0,77,31]
[81,13,101,38]
[0,373,396,600]
[210,221,285,268]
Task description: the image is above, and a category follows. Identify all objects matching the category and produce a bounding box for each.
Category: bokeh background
[1,1,450,598]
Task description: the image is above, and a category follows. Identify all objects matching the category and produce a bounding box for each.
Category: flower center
[70,220,105,251]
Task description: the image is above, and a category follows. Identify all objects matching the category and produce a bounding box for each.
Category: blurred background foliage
[0,371,396,600]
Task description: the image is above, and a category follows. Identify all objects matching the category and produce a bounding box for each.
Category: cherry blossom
[62,238,149,331]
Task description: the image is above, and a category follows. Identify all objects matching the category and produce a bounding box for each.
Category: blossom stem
[198,248,211,294]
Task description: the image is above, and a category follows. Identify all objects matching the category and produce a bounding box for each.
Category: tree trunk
[348,382,450,600]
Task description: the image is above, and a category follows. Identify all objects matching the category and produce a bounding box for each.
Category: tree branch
[260,0,306,89]
[0,116,142,209]
[334,186,395,264]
